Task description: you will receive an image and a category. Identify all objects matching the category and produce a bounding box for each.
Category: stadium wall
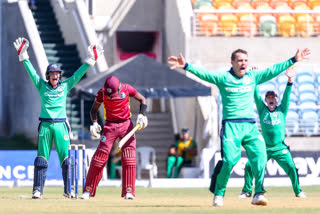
[1,2,41,140]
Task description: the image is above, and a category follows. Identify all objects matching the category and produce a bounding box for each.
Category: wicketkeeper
[239,66,306,199]
[13,37,104,199]
[81,76,148,200]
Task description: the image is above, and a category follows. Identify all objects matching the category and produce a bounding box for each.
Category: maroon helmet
[104,76,120,97]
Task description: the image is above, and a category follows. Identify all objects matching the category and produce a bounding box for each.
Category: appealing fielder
[13,37,104,199]
[81,76,148,200]
[168,48,310,206]
[239,67,306,198]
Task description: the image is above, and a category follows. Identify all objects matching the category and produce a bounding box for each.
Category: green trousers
[211,121,267,196]
[107,156,122,179]
[242,148,302,195]
[167,156,191,178]
[37,121,70,165]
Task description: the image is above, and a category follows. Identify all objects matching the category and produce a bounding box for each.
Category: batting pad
[33,156,48,194]
[122,148,136,197]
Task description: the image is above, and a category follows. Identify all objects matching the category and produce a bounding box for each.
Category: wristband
[139,104,147,115]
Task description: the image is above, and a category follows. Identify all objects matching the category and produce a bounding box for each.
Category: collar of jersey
[228,68,248,79]
[48,81,61,89]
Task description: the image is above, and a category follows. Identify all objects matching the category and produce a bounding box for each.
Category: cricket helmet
[46,63,62,80]
[265,91,278,98]
[104,76,121,97]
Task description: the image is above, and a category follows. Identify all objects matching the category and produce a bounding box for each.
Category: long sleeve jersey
[254,83,292,152]
[185,58,295,120]
[23,59,90,122]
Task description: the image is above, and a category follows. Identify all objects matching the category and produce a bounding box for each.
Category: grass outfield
[0,186,320,214]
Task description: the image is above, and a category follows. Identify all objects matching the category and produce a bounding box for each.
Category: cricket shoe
[63,192,75,198]
[296,192,307,198]
[251,193,268,206]
[238,191,252,198]
[124,193,135,200]
[32,190,42,199]
[80,192,90,200]
[213,195,224,207]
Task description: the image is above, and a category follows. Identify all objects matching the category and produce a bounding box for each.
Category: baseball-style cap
[104,76,120,97]
[46,63,62,73]
[265,91,278,98]
[181,128,189,134]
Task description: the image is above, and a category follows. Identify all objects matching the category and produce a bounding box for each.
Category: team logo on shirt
[101,136,106,142]
[282,149,288,154]
[107,88,113,93]
[272,112,278,117]
[57,86,64,91]
[64,135,69,141]
[243,76,251,85]
[120,92,126,99]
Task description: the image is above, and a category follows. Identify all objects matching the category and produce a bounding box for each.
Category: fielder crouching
[13,37,104,199]
[81,76,148,200]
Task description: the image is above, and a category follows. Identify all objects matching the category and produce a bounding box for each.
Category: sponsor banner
[211,151,320,179]
[0,150,61,181]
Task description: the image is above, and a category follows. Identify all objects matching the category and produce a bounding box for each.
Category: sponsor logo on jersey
[101,136,106,142]
[224,138,234,143]
[243,76,251,84]
[44,91,64,97]
[120,92,126,99]
[39,134,44,137]
[263,118,281,125]
[225,86,252,93]
[57,86,64,91]
[282,149,288,154]
[64,135,69,141]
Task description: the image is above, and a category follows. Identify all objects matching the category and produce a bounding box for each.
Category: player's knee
[91,148,109,168]
[34,156,48,168]
[122,147,136,166]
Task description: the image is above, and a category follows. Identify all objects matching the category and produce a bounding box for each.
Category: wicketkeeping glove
[13,37,29,62]
[85,44,104,66]
[136,113,148,131]
[90,122,102,139]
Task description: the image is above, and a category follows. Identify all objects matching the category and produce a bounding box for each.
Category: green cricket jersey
[23,59,90,121]
[185,58,295,120]
[254,84,292,152]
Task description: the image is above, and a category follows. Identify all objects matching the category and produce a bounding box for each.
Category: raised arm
[280,67,295,114]
[254,86,265,114]
[255,48,310,84]
[66,44,104,91]
[13,37,41,90]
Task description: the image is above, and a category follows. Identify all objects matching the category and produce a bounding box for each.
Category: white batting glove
[136,114,148,131]
[13,37,29,61]
[85,44,104,66]
[90,122,102,139]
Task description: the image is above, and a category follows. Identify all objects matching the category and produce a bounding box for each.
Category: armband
[139,104,147,115]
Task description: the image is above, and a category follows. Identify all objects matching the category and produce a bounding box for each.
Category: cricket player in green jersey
[13,37,104,199]
[168,48,310,207]
[239,67,306,199]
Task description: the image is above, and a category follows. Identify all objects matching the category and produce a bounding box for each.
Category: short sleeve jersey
[96,83,137,122]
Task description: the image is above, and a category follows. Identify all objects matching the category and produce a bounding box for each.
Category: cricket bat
[117,124,140,152]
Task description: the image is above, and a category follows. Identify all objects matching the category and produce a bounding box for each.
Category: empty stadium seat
[238,15,258,36]
[258,81,277,94]
[299,101,317,111]
[277,74,289,85]
[197,13,219,36]
[219,14,238,36]
[286,110,300,136]
[298,83,315,94]
[259,15,277,37]
[308,0,320,8]
[270,0,290,9]
[296,14,314,37]
[194,0,214,8]
[300,110,318,136]
[299,92,317,103]
[289,0,308,8]
[277,14,296,37]
[252,0,270,9]
[296,73,314,84]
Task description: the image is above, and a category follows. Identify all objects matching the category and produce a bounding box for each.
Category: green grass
[0,186,319,214]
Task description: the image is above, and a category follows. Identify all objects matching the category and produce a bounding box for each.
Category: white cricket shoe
[238,191,252,198]
[63,192,75,198]
[80,192,90,200]
[296,192,307,198]
[124,193,135,200]
[32,190,42,199]
[251,193,268,206]
[213,195,224,207]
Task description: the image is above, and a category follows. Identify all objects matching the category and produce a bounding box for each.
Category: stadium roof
[75,54,211,99]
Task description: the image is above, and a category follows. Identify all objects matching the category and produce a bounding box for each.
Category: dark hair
[231,49,248,61]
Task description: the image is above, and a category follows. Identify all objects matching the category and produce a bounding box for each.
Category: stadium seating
[197,13,219,36]
[297,83,315,94]
[238,15,258,36]
[300,110,319,136]
[286,110,300,136]
[299,92,317,103]
[259,15,277,37]
[277,14,296,37]
[194,0,213,9]
[296,14,314,37]
[296,73,314,84]
[219,14,238,36]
